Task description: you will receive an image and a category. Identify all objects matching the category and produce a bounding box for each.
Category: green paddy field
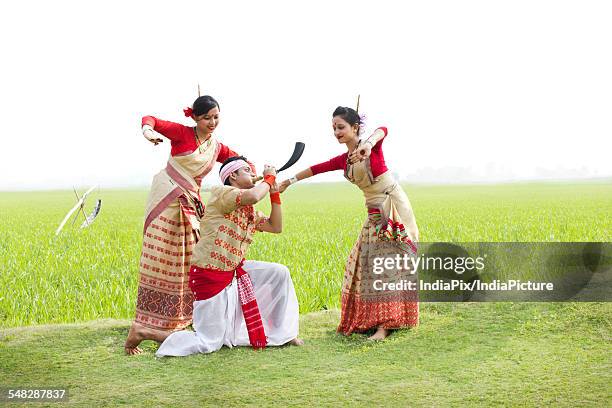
[0,181,610,406]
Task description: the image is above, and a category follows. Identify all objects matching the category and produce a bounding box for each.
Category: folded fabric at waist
[189,265,235,301]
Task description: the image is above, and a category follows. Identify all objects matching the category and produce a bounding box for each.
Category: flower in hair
[183,107,193,117]
[358,113,367,134]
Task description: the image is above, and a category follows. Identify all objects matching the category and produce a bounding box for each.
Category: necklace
[345,139,362,181]
[194,127,212,153]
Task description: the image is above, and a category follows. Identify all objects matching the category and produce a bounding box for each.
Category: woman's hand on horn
[278,179,291,193]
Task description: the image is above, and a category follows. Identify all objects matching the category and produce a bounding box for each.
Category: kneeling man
[156,157,302,357]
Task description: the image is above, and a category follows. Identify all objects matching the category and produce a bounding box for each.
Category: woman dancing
[280,106,419,340]
[125,95,245,354]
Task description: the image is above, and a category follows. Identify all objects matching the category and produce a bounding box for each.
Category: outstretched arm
[279,152,347,193]
[278,168,313,193]
[141,116,187,145]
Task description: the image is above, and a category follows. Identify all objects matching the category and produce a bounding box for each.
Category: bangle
[289,176,298,185]
[263,174,276,187]
[270,191,281,205]
[142,125,153,134]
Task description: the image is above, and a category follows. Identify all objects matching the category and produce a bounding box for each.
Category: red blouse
[142,116,238,160]
[311,127,389,177]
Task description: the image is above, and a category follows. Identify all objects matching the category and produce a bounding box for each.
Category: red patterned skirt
[134,199,197,331]
[338,203,419,335]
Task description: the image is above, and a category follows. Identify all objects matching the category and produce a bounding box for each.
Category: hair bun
[192,95,220,116]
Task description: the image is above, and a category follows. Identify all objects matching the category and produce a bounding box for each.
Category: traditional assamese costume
[156,164,299,356]
[134,116,242,332]
[310,127,420,335]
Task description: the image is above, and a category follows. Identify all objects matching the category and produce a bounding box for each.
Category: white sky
[1,0,611,190]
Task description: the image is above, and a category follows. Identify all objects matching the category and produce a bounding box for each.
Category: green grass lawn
[0,303,609,407]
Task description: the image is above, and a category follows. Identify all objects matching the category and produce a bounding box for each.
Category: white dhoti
[156,260,299,357]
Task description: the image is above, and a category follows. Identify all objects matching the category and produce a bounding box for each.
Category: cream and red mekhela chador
[156,185,299,356]
[310,127,420,335]
[134,116,241,331]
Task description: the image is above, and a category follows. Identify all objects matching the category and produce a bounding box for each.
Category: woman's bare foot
[124,322,170,355]
[287,337,304,346]
[367,327,391,341]
[125,346,142,355]
[125,322,147,355]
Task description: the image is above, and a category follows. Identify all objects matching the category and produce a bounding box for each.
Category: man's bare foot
[287,337,304,346]
[367,327,390,341]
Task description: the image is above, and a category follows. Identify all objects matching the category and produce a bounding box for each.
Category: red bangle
[270,191,281,205]
[263,174,276,187]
